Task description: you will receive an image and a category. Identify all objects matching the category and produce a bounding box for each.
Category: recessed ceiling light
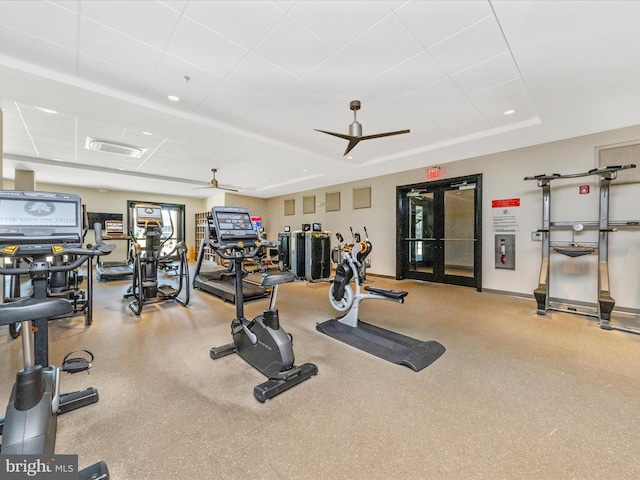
[168,95,180,102]
[504,109,516,115]
[34,106,58,114]
[347,156,353,159]
[142,131,153,136]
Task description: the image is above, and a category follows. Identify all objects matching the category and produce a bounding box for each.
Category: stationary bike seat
[0,297,73,327]
[261,271,295,287]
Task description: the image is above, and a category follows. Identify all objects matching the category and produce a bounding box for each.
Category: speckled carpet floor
[1,267,639,479]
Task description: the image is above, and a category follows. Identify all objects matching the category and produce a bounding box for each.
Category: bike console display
[0,191,83,253]
[211,206,258,243]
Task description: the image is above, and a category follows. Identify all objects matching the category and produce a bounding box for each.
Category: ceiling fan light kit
[315,100,410,156]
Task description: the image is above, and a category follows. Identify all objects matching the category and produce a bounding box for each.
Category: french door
[396,174,482,290]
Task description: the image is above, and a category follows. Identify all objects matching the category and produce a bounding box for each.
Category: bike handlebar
[0,244,110,276]
[212,239,279,260]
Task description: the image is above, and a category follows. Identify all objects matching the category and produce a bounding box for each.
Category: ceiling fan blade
[360,129,411,141]
[314,129,356,141]
[344,138,362,156]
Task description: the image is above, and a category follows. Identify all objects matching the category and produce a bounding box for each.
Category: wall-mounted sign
[492,198,520,232]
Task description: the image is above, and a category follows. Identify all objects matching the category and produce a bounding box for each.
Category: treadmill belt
[316,319,445,371]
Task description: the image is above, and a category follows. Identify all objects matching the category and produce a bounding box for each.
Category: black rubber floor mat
[316,319,445,371]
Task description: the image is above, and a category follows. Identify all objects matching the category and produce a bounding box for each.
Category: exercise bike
[207,206,317,402]
[0,190,111,478]
[317,228,445,372]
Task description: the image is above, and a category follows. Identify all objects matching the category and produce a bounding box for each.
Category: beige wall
[266,124,640,310]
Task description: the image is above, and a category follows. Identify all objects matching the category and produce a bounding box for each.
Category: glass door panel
[443,188,475,278]
[407,192,435,275]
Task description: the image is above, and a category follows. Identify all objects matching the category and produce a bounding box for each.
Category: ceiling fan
[315,100,410,156]
[195,168,238,192]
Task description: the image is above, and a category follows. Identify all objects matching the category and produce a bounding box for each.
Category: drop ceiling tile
[226,53,297,93]
[80,0,181,50]
[0,26,77,75]
[165,16,248,77]
[183,1,285,50]
[194,79,268,123]
[79,18,162,77]
[341,78,398,108]
[404,77,464,113]
[252,15,334,78]
[271,1,296,13]
[289,1,391,50]
[142,79,207,114]
[78,54,148,97]
[483,97,537,128]
[0,1,78,49]
[403,115,452,144]
[428,15,509,75]
[49,1,79,14]
[469,78,529,112]
[158,1,188,14]
[376,51,447,97]
[395,1,493,49]
[424,98,480,127]
[152,53,223,95]
[438,111,492,138]
[340,15,424,77]
[301,53,371,96]
[77,118,131,142]
[452,52,521,97]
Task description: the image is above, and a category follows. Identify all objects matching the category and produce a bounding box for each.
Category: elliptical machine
[125,203,189,315]
[208,206,318,402]
[0,190,111,478]
[317,227,445,372]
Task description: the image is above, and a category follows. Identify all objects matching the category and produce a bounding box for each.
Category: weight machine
[525,164,640,334]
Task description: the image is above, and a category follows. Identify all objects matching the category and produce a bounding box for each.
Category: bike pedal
[61,350,94,374]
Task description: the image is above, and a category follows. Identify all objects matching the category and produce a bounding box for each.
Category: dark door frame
[396,174,482,291]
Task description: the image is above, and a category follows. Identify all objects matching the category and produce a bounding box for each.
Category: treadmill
[96,257,133,281]
[95,220,133,281]
[193,214,269,304]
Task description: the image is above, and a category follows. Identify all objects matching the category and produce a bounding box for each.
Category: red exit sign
[427,167,441,179]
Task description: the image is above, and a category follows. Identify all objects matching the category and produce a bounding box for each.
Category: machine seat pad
[364,286,408,300]
[0,297,73,327]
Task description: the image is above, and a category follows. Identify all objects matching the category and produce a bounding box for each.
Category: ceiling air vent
[85,137,147,158]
